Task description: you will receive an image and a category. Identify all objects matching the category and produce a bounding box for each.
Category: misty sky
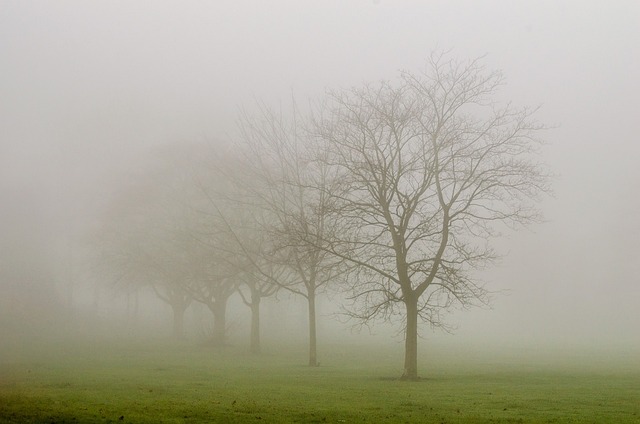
[1,1,639,349]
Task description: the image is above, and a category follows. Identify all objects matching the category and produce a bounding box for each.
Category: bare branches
[309,53,550,333]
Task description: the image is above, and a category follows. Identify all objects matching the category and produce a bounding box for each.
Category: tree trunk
[307,291,318,367]
[211,301,227,346]
[401,297,419,380]
[249,293,261,354]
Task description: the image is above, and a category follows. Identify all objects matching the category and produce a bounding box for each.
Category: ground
[0,338,638,423]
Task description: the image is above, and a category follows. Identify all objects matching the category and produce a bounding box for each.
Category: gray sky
[1,1,639,349]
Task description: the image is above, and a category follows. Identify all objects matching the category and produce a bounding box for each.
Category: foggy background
[1,1,639,357]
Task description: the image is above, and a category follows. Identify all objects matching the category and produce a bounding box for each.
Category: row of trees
[95,54,549,379]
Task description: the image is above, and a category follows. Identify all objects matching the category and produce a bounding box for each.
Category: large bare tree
[311,53,550,380]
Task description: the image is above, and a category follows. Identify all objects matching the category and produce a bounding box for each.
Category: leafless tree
[93,144,244,343]
[311,53,550,379]
[93,165,194,339]
[179,232,239,346]
[195,187,281,353]
[161,144,248,348]
[236,101,345,366]
[235,244,281,354]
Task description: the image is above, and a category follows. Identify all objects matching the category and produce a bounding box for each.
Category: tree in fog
[186,192,265,349]
[159,145,248,347]
[96,143,278,348]
[311,53,550,379]
[94,162,195,339]
[138,203,194,340]
[237,102,344,366]
[214,203,283,354]
[179,231,239,346]
[234,233,281,354]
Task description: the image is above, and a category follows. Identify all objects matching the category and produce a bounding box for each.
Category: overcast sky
[1,1,639,349]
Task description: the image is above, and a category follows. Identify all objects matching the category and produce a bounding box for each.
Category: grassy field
[0,338,638,423]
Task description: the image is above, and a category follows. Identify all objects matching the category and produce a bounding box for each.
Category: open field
[1,339,638,423]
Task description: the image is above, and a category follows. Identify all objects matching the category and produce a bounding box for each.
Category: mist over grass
[1,285,638,423]
[2,301,638,375]
[1,336,638,423]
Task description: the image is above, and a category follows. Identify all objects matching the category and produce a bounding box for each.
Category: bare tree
[140,142,280,350]
[218,209,284,354]
[93,143,249,343]
[93,168,195,340]
[180,237,239,346]
[236,101,344,366]
[166,146,246,348]
[311,53,550,380]
[197,195,280,354]
[236,255,280,354]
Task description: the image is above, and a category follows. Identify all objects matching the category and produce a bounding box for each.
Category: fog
[1,0,639,366]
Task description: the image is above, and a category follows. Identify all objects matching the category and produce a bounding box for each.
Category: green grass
[0,339,638,423]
